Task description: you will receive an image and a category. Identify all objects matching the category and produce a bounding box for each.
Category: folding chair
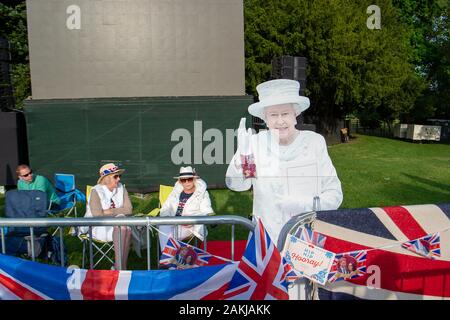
[80,233,115,269]
[48,174,86,237]
[78,185,115,269]
[147,185,174,217]
[48,173,86,218]
[3,190,50,259]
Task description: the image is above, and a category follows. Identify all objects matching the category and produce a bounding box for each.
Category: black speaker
[0,111,29,186]
[271,56,307,95]
[0,36,14,111]
[271,56,313,131]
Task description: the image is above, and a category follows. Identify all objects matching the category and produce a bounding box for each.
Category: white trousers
[158,225,195,251]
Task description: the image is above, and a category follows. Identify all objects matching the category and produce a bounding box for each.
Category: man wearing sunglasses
[16,164,60,208]
[158,166,214,252]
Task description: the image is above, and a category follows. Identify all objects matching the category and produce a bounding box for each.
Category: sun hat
[248,79,310,121]
[97,163,125,184]
[173,166,197,179]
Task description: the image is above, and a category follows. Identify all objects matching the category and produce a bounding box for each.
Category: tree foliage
[393,0,450,122]
[244,0,448,133]
[1,0,448,124]
[0,1,30,109]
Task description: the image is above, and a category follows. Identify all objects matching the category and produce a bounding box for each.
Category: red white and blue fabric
[296,226,327,248]
[0,219,292,300]
[240,154,257,178]
[327,250,367,283]
[315,203,450,300]
[402,232,441,259]
[100,166,119,177]
[284,259,301,284]
[159,237,227,269]
[203,219,291,300]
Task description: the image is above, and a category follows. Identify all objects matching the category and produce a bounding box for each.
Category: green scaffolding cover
[24,96,253,193]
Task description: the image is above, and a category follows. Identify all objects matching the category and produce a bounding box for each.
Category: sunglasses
[21,170,33,177]
[113,174,121,179]
[180,177,193,183]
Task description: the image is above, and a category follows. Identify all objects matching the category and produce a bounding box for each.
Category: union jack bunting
[204,218,291,300]
[0,219,292,300]
[313,203,450,299]
[296,226,327,248]
[0,253,238,300]
[284,259,301,284]
[159,237,226,269]
[327,250,367,283]
[402,232,441,259]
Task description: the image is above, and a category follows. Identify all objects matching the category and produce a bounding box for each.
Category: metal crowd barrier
[0,215,256,270]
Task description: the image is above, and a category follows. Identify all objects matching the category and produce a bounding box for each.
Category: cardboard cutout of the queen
[225,79,343,245]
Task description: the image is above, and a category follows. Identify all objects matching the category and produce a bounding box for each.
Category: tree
[244,0,424,137]
[391,0,450,122]
[0,1,30,109]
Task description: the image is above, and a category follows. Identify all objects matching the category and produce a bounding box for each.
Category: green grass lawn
[1,134,450,269]
[329,134,450,208]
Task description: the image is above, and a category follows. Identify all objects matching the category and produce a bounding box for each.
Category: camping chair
[80,233,115,269]
[147,185,174,217]
[78,185,115,269]
[48,173,86,236]
[3,190,50,260]
[48,173,86,218]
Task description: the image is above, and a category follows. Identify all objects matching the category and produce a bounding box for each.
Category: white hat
[248,79,310,121]
[173,166,198,179]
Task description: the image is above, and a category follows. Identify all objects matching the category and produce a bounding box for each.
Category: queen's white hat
[248,79,310,121]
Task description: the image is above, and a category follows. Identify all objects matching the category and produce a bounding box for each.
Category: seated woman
[158,166,213,250]
[84,163,133,270]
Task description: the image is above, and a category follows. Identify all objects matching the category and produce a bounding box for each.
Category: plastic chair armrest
[148,208,160,217]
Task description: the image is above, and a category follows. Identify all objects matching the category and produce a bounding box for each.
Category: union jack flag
[296,226,327,248]
[402,232,441,259]
[327,250,367,283]
[159,237,223,269]
[203,218,291,300]
[313,204,450,299]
